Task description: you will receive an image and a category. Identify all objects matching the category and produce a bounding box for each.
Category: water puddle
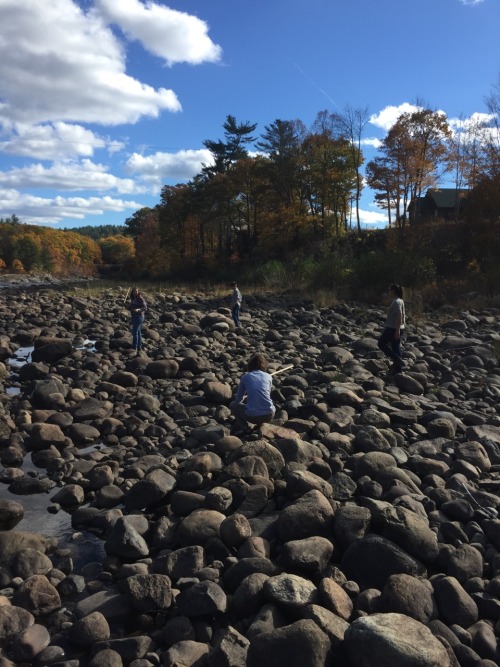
[7,346,34,369]
[0,479,106,571]
[75,339,97,352]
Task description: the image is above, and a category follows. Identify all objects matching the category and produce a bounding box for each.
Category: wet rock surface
[0,286,500,665]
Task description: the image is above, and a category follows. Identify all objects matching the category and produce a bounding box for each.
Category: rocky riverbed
[0,286,500,667]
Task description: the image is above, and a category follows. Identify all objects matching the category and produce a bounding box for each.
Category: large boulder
[344,613,451,667]
[247,619,331,667]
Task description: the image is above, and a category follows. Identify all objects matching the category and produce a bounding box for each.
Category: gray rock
[433,576,478,627]
[68,611,110,647]
[104,516,149,559]
[161,546,205,581]
[341,534,426,589]
[92,636,153,663]
[378,574,434,623]
[208,626,249,667]
[0,499,24,530]
[277,490,334,541]
[317,578,353,620]
[281,536,333,573]
[176,581,227,616]
[121,574,172,611]
[12,575,61,616]
[301,604,349,647]
[178,510,226,547]
[246,619,331,667]
[11,623,50,662]
[12,548,52,578]
[333,505,371,549]
[89,649,124,667]
[0,605,35,647]
[122,468,176,510]
[263,573,317,610]
[344,613,451,667]
[164,640,209,667]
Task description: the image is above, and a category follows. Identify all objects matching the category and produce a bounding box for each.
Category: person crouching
[230,353,275,433]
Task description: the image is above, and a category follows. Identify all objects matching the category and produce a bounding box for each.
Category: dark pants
[378,327,403,366]
[231,304,241,327]
[230,401,274,429]
[132,315,144,350]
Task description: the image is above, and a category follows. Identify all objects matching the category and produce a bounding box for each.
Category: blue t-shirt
[236,370,275,416]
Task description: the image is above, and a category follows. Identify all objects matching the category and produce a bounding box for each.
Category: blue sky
[0,0,498,228]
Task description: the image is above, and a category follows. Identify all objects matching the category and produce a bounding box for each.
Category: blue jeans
[231,304,241,327]
[132,315,144,350]
[378,327,403,365]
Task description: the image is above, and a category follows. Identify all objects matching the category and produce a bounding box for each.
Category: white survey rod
[270,364,294,376]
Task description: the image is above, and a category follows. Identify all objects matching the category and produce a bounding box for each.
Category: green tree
[0,214,21,225]
[124,207,158,239]
[256,118,305,207]
[202,114,257,176]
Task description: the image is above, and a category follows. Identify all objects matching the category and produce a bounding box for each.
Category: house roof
[426,188,469,208]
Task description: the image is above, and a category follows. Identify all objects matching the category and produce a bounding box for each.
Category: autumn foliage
[0,221,101,275]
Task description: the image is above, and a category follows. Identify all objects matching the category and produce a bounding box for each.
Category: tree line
[121,76,499,294]
[0,219,134,274]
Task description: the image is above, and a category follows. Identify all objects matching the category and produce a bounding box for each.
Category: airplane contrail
[287,57,342,110]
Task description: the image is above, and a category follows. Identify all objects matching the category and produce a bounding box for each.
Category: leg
[378,327,393,359]
[389,330,403,370]
[378,328,402,365]
[132,319,140,350]
[232,305,240,327]
[248,412,275,426]
[230,401,248,429]
[137,321,142,351]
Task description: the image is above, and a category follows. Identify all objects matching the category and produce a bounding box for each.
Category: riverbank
[0,284,499,665]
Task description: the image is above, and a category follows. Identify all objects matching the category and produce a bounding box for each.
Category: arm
[394,302,403,339]
[236,378,246,403]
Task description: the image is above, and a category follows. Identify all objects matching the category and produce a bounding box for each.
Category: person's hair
[231,281,237,287]
[131,287,141,299]
[389,284,403,299]
[247,353,268,373]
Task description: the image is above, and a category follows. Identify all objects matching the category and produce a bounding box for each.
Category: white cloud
[95,0,222,66]
[0,160,143,194]
[0,187,142,224]
[358,208,388,226]
[369,103,421,131]
[0,0,182,126]
[0,122,121,160]
[448,112,496,131]
[126,149,214,188]
[460,0,484,4]
[360,137,382,149]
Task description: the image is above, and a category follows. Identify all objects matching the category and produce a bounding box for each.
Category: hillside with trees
[121,79,500,301]
[0,217,102,275]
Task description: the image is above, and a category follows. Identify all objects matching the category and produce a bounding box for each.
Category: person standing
[230,353,275,433]
[378,283,405,373]
[129,287,147,353]
[230,281,242,327]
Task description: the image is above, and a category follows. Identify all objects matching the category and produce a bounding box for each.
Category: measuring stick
[123,287,130,305]
[271,364,294,376]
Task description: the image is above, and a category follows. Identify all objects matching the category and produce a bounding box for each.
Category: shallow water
[2,343,106,570]
[7,345,34,369]
[0,480,106,571]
